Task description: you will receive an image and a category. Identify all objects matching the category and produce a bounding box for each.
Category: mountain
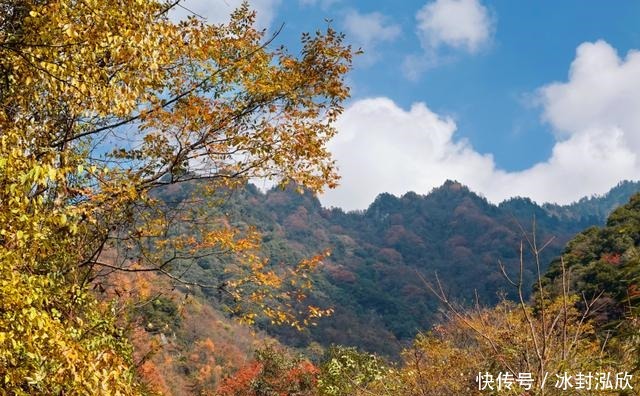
[163,180,640,358]
[542,190,640,329]
[543,180,640,225]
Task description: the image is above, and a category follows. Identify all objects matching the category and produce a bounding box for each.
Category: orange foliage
[602,252,622,265]
[216,354,319,396]
[139,360,170,395]
[94,267,274,395]
[215,362,263,396]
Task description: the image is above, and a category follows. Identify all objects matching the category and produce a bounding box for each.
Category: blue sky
[174,1,640,210]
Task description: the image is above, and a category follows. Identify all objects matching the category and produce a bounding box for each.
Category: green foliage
[542,193,640,327]
[137,296,181,335]
[254,347,318,395]
[544,180,640,225]
[318,346,389,395]
[541,193,640,377]
[170,180,639,358]
[130,184,640,395]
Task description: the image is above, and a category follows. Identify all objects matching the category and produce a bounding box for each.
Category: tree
[317,345,389,396]
[0,0,352,393]
[216,346,319,396]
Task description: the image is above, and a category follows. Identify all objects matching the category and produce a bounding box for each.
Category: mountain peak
[442,179,465,190]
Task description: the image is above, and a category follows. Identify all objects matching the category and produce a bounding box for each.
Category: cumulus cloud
[322,98,496,210]
[416,0,492,52]
[342,10,401,64]
[403,0,494,79]
[322,41,640,210]
[170,0,281,30]
[538,40,640,152]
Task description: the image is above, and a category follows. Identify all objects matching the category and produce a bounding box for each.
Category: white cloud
[343,10,401,46]
[416,0,492,53]
[342,10,401,65]
[487,127,637,204]
[321,41,640,210]
[538,40,640,152]
[322,98,497,210]
[403,0,494,79]
[170,0,281,30]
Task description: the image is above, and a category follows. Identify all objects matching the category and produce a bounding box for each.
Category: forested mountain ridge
[542,190,640,328]
[133,183,640,394]
[542,180,640,225]
[166,179,640,358]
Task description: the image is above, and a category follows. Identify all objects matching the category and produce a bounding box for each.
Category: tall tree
[0,0,352,392]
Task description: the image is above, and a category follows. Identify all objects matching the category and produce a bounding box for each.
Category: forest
[128,180,640,395]
[1,0,639,395]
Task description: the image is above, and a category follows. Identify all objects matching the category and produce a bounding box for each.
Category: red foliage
[329,267,357,283]
[216,361,263,396]
[384,225,408,245]
[378,247,402,263]
[284,206,310,231]
[265,191,290,206]
[602,252,622,265]
[215,354,319,396]
[95,266,262,395]
[290,360,319,377]
[446,235,468,249]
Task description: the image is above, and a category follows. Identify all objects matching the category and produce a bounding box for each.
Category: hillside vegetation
[164,180,640,358]
[2,0,638,393]
[182,189,640,395]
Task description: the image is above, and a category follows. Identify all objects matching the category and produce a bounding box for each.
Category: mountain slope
[542,191,640,327]
[165,180,640,358]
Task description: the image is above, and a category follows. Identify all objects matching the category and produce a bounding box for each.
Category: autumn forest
[1,1,639,395]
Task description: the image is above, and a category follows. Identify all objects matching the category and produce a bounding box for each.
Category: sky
[173,0,640,211]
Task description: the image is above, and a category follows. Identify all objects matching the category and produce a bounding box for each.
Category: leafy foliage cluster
[0,0,352,393]
[216,346,319,396]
